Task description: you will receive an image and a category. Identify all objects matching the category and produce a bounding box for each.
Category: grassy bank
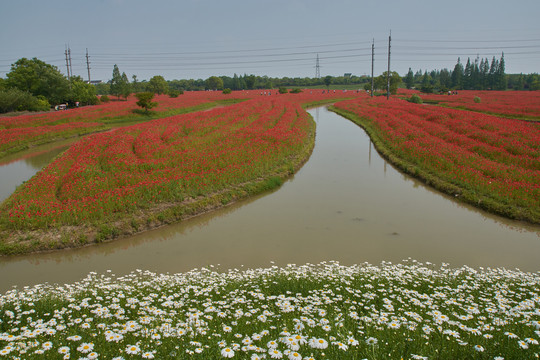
[0,261,538,359]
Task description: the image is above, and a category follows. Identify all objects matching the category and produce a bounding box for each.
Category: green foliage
[120,72,131,100]
[168,89,182,98]
[206,76,224,91]
[289,88,303,94]
[135,92,158,112]
[474,96,481,103]
[99,95,110,103]
[222,88,232,94]
[6,57,70,105]
[70,77,99,106]
[278,87,288,94]
[404,68,414,89]
[0,88,50,113]
[408,94,423,104]
[109,64,123,98]
[375,71,402,95]
[323,75,332,88]
[147,75,169,95]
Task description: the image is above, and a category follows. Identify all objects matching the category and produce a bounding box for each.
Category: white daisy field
[0,260,538,359]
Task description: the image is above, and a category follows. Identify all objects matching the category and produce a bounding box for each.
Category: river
[1,106,538,292]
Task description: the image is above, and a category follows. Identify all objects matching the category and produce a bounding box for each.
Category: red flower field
[398,89,540,120]
[0,97,317,229]
[334,95,540,222]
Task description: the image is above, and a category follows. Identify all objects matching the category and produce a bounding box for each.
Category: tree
[109,64,123,98]
[323,75,332,89]
[6,57,70,104]
[404,68,414,89]
[70,76,99,105]
[495,53,507,90]
[244,74,256,90]
[120,72,131,99]
[375,71,401,94]
[147,75,169,95]
[135,92,158,112]
[420,71,433,93]
[451,58,464,89]
[206,76,223,91]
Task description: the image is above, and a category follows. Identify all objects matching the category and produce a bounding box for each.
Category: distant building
[344,73,352,78]
[89,80,103,85]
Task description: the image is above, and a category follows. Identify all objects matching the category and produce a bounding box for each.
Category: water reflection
[1,107,539,293]
[0,141,73,202]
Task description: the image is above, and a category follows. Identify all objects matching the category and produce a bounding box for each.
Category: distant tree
[489,56,498,89]
[147,75,169,95]
[109,64,123,98]
[0,88,50,113]
[323,75,332,89]
[70,76,99,105]
[135,92,158,112]
[6,57,70,104]
[232,73,241,90]
[495,53,507,90]
[120,72,131,99]
[420,71,433,93]
[404,68,414,89]
[451,58,464,89]
[206,76,223,91]
[222,88,232,94]
[463,58,472,89]
[375,71,401,94]
[244,74,256,90]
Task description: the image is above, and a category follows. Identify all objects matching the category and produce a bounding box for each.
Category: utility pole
[86,48,91,83]
[64,45,71,80]
[68,46,73,79]
[371,39,374,97]
[315,54,320,79]
[387,30,391,100]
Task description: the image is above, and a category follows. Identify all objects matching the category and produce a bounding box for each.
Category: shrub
[99,95,110,103]
[168,90,183,98]
[135,92,158,112]
[474,96,481,103]
[0,88,50,113]
[222,88,232,94]
[278,87,288,94]
[408,94,423,104]
[289,88,303,94]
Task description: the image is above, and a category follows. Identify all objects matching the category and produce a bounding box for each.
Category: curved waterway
[1,107,539,292]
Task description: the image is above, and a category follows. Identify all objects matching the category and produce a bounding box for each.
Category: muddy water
[1,107,539,292]
[0,140,74,202]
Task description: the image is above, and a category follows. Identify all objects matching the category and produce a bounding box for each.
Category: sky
[1,0,539,82]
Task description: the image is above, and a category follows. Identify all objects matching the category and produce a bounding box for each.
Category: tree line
[402,53,540,93]
[0,58,99,113]
[2,55,539,114]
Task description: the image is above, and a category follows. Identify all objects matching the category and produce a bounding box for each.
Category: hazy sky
[1,0,539,81]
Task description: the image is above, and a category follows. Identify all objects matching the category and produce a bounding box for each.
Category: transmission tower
[315,54,320,79]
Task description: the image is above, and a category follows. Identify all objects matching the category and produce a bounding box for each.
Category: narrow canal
[1,107,539,292]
